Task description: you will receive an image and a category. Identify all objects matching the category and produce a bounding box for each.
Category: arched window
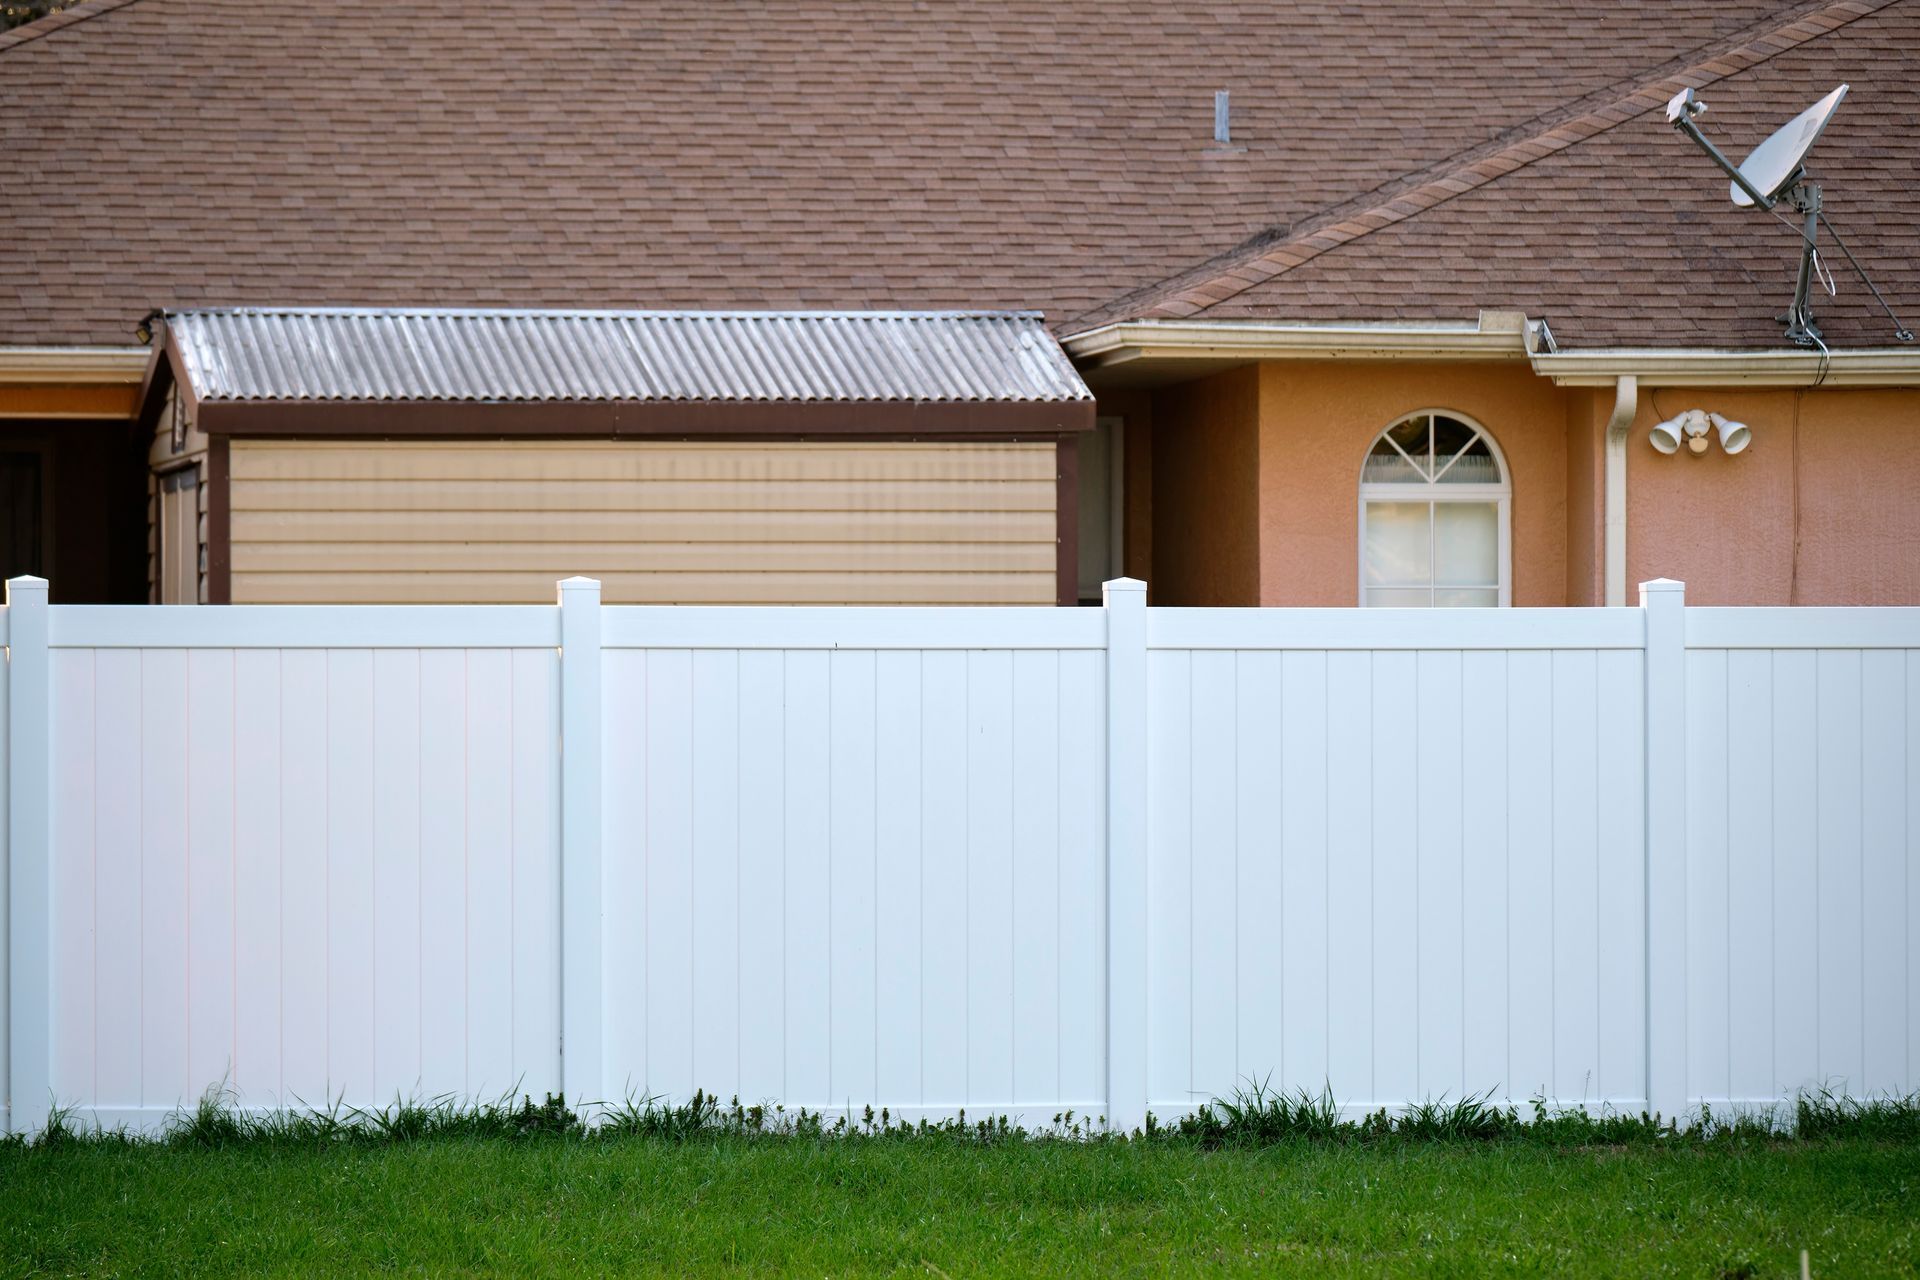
[1359,410,1510,607]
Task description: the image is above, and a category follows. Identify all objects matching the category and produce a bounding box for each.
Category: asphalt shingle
[0,0,1832,347]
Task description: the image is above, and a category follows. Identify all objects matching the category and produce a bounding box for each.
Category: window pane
[1433,501,1498,586]
[1431,414,1477,467]
[1362,439,1424,484]
[1364,501,1430,586]
[1434,587,1500,608]
[1367,587,1433,607]
[1436,433,1499,484]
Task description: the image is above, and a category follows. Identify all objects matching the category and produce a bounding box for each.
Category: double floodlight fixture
[1649,408,1750,456]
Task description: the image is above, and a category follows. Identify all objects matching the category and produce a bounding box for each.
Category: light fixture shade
[1649,416,1684,454]
[1711,412,1751,454]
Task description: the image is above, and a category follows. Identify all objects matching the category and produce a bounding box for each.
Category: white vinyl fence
[2,575,1915,1134]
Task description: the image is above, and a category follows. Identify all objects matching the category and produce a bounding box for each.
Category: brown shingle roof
[0,0,1832,347]
[1086,0,1919,349]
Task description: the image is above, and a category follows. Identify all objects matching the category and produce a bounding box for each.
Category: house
[2,0,1916,606]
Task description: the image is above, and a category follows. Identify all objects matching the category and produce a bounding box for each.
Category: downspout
[1603,374,1637,607]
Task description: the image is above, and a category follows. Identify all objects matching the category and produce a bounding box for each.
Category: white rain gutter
[1603,375,1637,608]
[0,346,150,382]
[1530,348,1920,387]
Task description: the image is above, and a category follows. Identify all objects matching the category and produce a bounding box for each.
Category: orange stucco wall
[1146,366,1261,605]
[1625,386,1920,605]
[1121,362,1919,608]
[1563,388,1605,607]
[1254,361,1570,606]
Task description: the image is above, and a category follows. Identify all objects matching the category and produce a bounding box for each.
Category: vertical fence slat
[1642,578,1688,1123]
[735,649,785,1103]
[642,648,694,1102]
[919,650,967,1107]
[1370,651,1419,1105]
[233,650,283,1107]
[372,649,423,1103]
[1460,650,1509,1100]
[5,578,48,1135]
[690,650,740,1103]
[558,577,603,1110]
[1011,650,1062,1107]
[1772,649,1819,1097]
[874,650,924,1104]
[782,651,830,1104]
[1861,649,1906,1098]
[1188,651,1235,1103]
[1104,578,1148,1133]
[965,649,1015,1106]
[325,649,376,1108]
[827,649,878,1106]
[49,650,94,1114]
[279,650,328,1105]
[1725,650,1773,1103]
[1505,650,1555,1103]
[1144,647,1189,1112]
[1322,651,1371,1102]
[1236,651,1286,1093]
[186,649,236,1103]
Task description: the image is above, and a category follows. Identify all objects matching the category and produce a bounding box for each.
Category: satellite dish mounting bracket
[1776,180,1824,347]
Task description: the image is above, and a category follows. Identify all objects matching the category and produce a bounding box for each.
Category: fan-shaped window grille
[1359,411,1511,607]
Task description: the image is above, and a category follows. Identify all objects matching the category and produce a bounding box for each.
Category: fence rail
[3,575,1915,1134]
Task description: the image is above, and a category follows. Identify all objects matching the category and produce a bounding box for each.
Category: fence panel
[598,608,1107,1120]
[1683,608,1920,1109]
[40,608,561,1128]
[9,585,1920,1135]
[1145,609,1648,1116]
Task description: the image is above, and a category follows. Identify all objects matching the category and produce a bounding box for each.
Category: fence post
[6,576,49,1137]
[1103,577,1149,1134]
[1641,578,1688,1125]
[558,577,604,1116]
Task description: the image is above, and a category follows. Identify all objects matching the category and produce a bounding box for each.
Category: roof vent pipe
[1214,91,1230,144]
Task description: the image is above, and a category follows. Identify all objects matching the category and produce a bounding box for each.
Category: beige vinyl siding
[228,440,1060,604]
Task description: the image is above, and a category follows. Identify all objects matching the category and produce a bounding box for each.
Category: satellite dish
[1729,84,1847,207]
[1665,81,1910,347]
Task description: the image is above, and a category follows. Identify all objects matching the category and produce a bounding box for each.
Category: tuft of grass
[164,1084,251,1149]
[1794,1085,1920,1141]
[1178,1076,1345,1147]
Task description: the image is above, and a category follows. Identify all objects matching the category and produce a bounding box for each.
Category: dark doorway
[0,421,149,602]
[0,448,46,581]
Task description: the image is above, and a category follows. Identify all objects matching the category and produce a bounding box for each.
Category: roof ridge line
[1073,0,1895,328]
[0,0,146,55]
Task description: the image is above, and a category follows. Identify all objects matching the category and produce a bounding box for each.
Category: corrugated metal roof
[163,307,1093,404]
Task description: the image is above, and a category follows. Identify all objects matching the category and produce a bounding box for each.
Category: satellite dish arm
[1669,110,1777,210]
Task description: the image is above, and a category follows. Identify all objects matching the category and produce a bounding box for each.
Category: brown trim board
[1055,434,1079,607]
[205,436,230,604]
[196,398,1096,437]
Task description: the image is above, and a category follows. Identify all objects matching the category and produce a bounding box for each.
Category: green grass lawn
[3,1124,1915,1277]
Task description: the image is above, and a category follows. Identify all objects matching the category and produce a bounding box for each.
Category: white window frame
[1356,408,1512,608]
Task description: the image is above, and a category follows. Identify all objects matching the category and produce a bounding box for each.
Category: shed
[139,308,1095,605]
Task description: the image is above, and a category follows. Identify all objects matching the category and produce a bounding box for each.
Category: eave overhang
[0,346,151,418]
[0,346,149,382]
[1062,313,1535,388]
[1061,316,1920,391]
